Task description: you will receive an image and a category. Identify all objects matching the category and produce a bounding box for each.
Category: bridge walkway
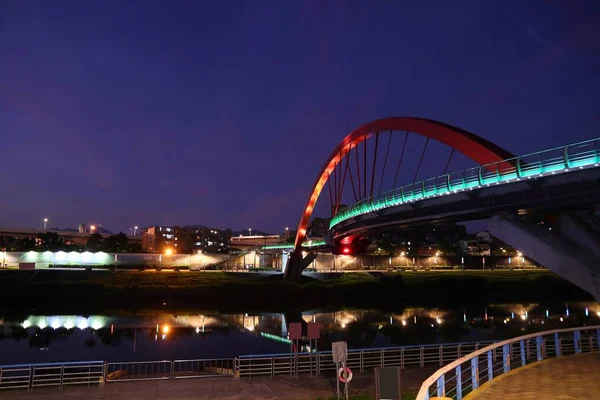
[466,352,600,399]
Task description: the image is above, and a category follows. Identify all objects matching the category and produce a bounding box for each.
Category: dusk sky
[1,1,599,234]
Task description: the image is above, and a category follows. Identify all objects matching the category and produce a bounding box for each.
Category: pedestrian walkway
[0,366,435,400]
[466,352,600,399]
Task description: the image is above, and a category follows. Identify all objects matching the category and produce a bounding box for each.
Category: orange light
[165,248,173,255]
[162,325,170,334]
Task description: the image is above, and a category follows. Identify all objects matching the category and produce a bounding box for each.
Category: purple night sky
[1,1,599,234]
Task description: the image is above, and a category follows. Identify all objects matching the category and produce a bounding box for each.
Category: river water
[1,302,598,365]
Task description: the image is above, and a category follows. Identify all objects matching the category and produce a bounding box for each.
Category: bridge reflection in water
[1,302,600,365]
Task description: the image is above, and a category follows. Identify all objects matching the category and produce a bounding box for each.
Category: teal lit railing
[262,239,326,251]
[330,138,600,229]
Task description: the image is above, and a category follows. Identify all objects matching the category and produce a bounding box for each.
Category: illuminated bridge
[284,117,600,299]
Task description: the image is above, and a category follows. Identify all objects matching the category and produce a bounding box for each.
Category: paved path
[466,352,600,399]
[1,367,435,399]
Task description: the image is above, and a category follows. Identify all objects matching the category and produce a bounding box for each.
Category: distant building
[142,226,174,253]
[457,230,492,256]
[142,225,231,253]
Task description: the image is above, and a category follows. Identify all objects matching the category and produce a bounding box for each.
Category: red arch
[293,117,515,250]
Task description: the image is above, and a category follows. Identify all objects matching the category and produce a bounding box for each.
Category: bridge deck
[466,352,600,399]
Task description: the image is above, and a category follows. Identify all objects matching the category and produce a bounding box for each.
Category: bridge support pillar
[488,214,600,300]
[284,251,317,281]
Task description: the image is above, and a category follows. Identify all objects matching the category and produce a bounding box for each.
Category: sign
[307,322,321,339]
[18,262,35,270]
[338,367,353,383]
[288,322,302,340]
[374,367,401,400]
[332,341,347,363]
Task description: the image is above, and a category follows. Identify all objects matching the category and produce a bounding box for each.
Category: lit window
[196,242,202,245]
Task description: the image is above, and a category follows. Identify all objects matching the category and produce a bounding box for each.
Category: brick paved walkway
[466,352,600,399]
[0,366,435,399]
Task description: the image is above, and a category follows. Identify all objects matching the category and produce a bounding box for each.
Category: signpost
[332,341,348,400]
[307,322,321,376]
[288,322,302,378]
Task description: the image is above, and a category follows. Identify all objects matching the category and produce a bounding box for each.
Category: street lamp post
[43,218,49,231]
[134,226,138,236]
[90,225,96,234]
[249,228,252,237]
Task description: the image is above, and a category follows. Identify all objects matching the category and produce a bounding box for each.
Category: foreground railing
[235,340,496,378]
[0,361,104,391]
[105,358,234,382]
[331,137,600,228]
[415,325,600,400]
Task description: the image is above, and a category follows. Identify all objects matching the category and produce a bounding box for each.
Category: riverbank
[0,269,591,315]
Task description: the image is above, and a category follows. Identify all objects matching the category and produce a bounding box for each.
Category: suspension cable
[443,148,455,174]
[363,137,367,199]
[327,171,334,216]
[369,132,379,198]
[392,132,409,188]
[355,144,362,201]
[413,137,430,183]
[347,145,358,202]
[378,130,393,194]
[336,149,351,214]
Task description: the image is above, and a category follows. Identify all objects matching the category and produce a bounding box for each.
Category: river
[1,302,598,365]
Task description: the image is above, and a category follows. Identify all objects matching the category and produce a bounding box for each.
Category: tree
[102,232,129,252]
[86,233,103,251]
[36,232,64,251]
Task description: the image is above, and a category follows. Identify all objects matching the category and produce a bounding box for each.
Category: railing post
[28,366,33,392]
[439,346,443,366]
[60,365,64,390]
[380,349,384,368]
[401,348,405,369]
[564,145,570,168]
[420,347,424,368]
[574,330,582,354]
[360,351,364,373]
[456,364,463,400]
[536,336,543,361]
[457,344,461,359]
[597,329,600,352]
[471,356,479,390]
[436,374,445,398]
[271,357,274,378]
[554,333,561,357]
[503,344,510,373]
[487,351,493,381]
[520,340,526,366]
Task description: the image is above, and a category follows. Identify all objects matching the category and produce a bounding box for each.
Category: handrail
[331,137,600,229]
[415,324,600,400]
[0,360,104,369]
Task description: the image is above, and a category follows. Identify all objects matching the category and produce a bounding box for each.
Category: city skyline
[1,1,599,233]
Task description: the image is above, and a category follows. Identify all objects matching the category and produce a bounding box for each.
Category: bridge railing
[415,325,600,400]
[331,137,600,229]
[234,340,496,378]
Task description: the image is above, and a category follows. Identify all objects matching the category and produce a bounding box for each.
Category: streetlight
[134,226,139,236]
[43,218,48,231]
[249,228,252,236]
[90,225,96,234]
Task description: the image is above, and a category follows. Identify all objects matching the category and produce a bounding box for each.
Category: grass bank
[0,269,591,315]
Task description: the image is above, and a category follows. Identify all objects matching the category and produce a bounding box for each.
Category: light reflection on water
[1,302,598,365]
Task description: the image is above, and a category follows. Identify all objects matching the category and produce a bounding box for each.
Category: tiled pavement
[466,352,600,399]
[0,365,436,399]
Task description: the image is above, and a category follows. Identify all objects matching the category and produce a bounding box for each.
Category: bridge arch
[292,117,515,252]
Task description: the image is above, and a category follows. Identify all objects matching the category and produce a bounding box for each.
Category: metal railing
[416,325,600,400]
[105,358,234,382]
[234,340,496,378]
[331,137,600,228]
[0,361,104,391]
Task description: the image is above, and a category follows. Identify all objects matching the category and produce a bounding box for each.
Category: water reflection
[1,302,599,365]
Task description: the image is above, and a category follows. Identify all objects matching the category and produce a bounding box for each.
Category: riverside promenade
[0,367,436,400]
[466,352,600,399]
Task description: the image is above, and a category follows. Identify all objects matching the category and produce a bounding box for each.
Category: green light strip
[261,239,326,250]
[260,332,292,344]
[330,138,600,229]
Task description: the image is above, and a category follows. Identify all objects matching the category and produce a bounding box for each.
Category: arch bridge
[285,117,600,300]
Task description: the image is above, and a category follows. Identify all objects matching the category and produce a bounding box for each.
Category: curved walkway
[466,352,600,399]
